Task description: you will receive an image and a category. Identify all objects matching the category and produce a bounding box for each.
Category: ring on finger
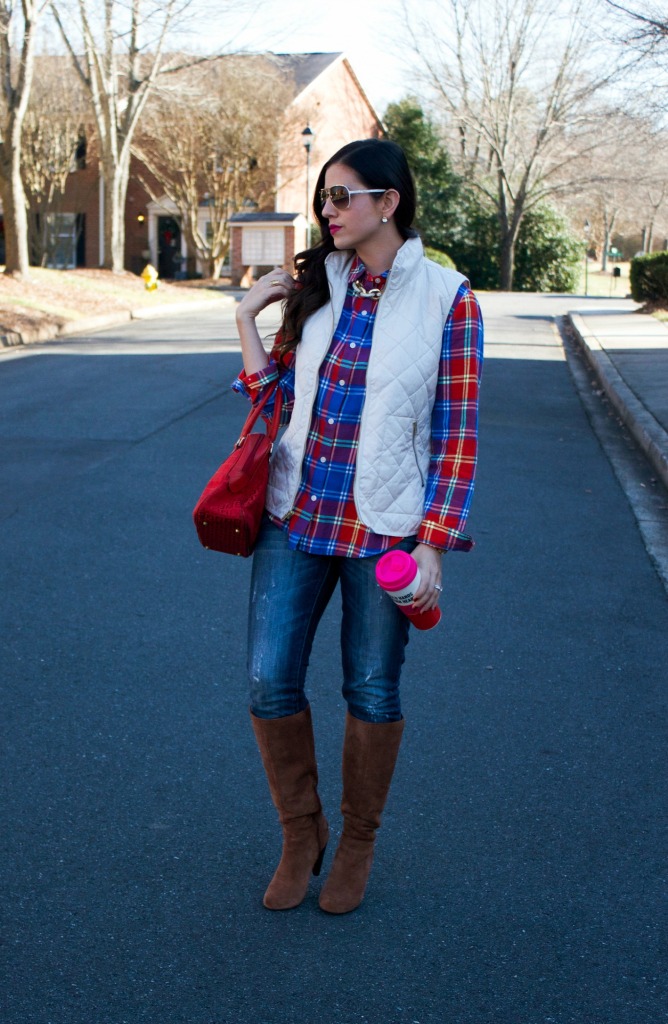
[270,279,281,286]
[433,583,443,592]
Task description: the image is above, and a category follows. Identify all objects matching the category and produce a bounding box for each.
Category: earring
[381,216,388,224]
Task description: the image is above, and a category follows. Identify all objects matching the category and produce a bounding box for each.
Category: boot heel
[312,843,327,877]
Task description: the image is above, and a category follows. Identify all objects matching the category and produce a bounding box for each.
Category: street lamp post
[302,125,315,247]
[583,220,591,296]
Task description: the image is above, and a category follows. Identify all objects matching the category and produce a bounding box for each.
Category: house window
[241,227,284,265]
[73,132,87,171]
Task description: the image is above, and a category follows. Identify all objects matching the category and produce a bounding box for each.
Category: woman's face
[320,163,388,252]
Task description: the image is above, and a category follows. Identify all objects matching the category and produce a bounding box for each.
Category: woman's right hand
[236,267,296,322]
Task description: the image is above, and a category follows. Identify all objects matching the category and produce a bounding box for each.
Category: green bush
[445,197,499,290]
[425,247,456,270]
[630,251,668,304]
[447,199,581,292]
[513,205,582,293]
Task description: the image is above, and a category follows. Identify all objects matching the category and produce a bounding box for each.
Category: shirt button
[328,417,335,425]
[361,310,368,316]
[350,342,356,349]
[338,380,346,387]
[310,495,317,502]
[320,456,327,463]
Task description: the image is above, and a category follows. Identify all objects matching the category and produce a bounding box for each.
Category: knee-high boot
[250,705,329,910]
[319,712,404,915]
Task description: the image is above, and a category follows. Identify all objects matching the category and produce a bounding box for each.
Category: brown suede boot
[319,712,404,915]
[250,705,329,910]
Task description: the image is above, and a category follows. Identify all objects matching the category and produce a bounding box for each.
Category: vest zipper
[412,421,425,487]
[353,283,387,519]
[281,283,338,519]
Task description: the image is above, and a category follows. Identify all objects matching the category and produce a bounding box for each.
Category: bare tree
[134,56,293,278]
[605,0,668,54]
[635,137,668,252]
[22,57,91,264]
[401,0,623,289]
[603,1,668,122]
[0,0,52,277]
[51,0,239,273]
[566,112,668,268]
[571,113,641,267]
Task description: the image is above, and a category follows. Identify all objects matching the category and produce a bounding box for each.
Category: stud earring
[381,216,388,224]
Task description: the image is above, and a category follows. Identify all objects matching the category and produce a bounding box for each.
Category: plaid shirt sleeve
[417,285,484,552]
[232,343,295,427]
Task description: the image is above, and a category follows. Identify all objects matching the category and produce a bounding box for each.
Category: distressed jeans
[247,516,414,723]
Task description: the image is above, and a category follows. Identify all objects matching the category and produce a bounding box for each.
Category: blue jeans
[247,517,414,723]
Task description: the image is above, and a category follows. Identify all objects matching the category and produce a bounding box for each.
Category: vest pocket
[412,421,425,487]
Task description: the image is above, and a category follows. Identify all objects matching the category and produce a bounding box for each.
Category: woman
[233,138,483,914]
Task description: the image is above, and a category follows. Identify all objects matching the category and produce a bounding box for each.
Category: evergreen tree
[450,200,582,292]
[383,98,463,256]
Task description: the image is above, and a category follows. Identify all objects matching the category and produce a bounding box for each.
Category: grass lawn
[574,260,668,323]
[575,259,631,298]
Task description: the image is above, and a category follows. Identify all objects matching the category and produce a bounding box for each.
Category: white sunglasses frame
[318,186,387,210]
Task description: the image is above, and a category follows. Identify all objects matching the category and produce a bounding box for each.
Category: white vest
[266,236,467,536]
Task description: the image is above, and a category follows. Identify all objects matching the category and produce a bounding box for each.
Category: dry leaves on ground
[0,267,226,336]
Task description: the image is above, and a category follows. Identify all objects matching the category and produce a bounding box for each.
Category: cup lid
[375,549,417,590]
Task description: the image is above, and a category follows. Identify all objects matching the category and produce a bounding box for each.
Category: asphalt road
[1,293,666,1024]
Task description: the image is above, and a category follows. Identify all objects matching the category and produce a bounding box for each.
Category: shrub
[513,206,582,293]
[437,195,582,292]
[446,196,499,290]
[425,246,456,269]
[630,251,668,304]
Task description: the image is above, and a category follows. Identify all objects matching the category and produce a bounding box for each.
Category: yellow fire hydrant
[141,264,158,291]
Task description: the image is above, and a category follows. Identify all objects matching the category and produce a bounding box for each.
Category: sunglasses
[318,185,387,210]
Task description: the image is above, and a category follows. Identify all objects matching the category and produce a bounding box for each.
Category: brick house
[38,52,382,281]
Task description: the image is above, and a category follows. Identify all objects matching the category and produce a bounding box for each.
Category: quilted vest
[265,236,467,536]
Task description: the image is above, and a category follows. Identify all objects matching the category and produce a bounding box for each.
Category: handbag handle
[235,380,284,449]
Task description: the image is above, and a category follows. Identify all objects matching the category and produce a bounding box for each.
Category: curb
[568,312,668,492]
[58,311,132,338]
[130,297,235,320]
[0,295,236,349]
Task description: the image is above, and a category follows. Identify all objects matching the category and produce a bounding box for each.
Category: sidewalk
[568,309,668,491]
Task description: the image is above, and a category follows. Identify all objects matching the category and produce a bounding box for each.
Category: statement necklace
[351,278,384,300]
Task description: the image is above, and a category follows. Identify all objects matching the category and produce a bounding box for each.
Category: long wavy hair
[277,138,417,358]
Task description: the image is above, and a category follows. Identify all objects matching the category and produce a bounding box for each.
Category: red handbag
[193,382,283,556]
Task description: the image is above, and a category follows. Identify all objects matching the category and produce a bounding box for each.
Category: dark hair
[278,139,417,356]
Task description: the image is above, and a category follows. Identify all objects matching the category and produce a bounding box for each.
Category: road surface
[1,292,665,1024]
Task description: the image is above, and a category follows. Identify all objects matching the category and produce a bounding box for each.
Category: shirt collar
[348,255,389,290]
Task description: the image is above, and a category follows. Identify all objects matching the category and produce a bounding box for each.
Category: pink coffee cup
[376,550,441,631]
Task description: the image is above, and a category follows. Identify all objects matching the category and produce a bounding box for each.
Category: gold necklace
[351,278,383,300]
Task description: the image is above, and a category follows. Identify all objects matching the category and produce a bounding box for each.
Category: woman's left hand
[411,543,444,611]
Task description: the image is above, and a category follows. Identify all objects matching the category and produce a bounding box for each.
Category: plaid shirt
[233,257,483,557]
